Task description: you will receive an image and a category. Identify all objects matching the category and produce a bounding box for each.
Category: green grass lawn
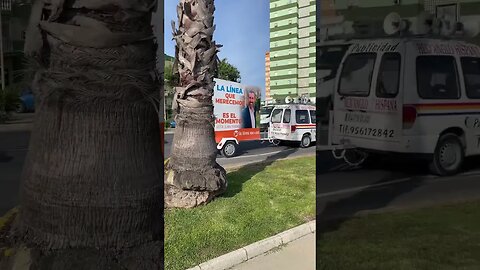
[318,201,480,270]
[165,156,315,270]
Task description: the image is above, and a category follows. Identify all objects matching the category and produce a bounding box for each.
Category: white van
[268,104,316,148]
[330,36,480,175]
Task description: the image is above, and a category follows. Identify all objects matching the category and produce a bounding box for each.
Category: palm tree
[2,0,163,268]
[165,0,227,208]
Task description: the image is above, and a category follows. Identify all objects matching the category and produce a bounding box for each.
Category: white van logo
[344,97,368,110]
[416,43,480,57]
[351,42,399,53]
[344,113,371,123]
[375,99,397,112]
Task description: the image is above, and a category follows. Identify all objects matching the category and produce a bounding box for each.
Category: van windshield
[339,53,376,96]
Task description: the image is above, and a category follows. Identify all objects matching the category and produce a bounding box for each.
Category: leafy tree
[218,58,241,82]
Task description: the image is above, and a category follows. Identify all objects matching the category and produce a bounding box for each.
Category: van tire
[300,134,311,148]
[429,133,464,176]
[222,141,237,158]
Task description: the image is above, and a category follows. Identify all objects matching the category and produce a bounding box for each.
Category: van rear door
[332,41,404,151]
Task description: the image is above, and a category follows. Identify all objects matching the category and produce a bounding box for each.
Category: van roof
[273,104,316,110]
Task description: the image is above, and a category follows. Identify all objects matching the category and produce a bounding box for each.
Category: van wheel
[429,133,464,176]
[300,135,311,148]
[222,141,237,158]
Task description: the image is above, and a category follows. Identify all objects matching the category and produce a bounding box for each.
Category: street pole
[0,5,5,91]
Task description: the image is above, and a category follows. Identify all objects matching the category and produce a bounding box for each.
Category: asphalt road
[4,127,480,223]
[316,149,480,233]
[164,133,315,168]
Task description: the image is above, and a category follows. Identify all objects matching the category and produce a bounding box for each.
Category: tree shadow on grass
[317,153,430,237]
[220,147,304,198]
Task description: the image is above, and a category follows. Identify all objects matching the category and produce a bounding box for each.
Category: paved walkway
[230,232,315,270]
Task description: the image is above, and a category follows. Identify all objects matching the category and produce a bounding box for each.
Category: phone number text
[338,124,395,138]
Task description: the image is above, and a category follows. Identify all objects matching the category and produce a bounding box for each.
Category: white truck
[213,78,261,158]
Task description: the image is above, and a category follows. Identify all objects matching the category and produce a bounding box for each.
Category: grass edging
[165,156,315,270]
[187,220,316,270]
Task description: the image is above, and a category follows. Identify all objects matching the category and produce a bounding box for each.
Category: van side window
[309,110,316,123]
[283,109,291,123]
[461,57,480,99]
[416,56,460,99]
[271,109,283,123]
[296,110,310,124]
[338,53,376,97]
[376,53,401,98]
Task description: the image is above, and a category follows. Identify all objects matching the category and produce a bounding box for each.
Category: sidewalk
[230,232,315,270]
[0,113,34,132]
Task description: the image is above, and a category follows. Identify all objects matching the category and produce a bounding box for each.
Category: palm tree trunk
[5,0,163,268]
[165,0,227,208]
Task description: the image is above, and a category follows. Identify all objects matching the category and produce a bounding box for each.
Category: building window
[288,80,292,84]
[289,40,292,45]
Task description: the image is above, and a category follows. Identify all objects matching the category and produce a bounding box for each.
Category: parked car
[16,88,35,113]
[170,120,176,128]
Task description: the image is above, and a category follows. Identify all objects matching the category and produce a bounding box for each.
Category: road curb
[221,152,315,171]
[0,123,32,132]
[187,220,316,270]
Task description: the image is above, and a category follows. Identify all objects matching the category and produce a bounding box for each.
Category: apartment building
[265,52,271,101]
[269,0,316,103]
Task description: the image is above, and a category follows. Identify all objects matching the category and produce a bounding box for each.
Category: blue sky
[164,0,270,98]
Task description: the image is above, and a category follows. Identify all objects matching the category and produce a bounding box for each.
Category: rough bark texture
[2,0,163,269]
[165,0,227,208]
